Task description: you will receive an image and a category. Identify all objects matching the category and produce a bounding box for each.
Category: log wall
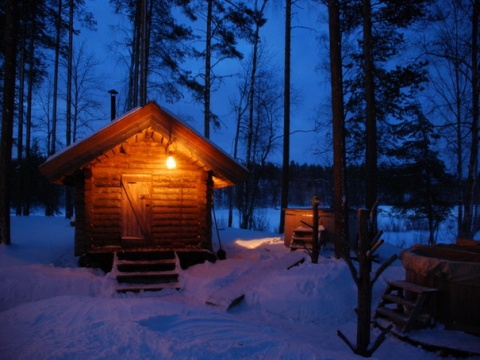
[74,171,87,256]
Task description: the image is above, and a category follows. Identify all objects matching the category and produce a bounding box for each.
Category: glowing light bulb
[166,154,176,169]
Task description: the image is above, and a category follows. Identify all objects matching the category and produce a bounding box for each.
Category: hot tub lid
[400,245,480,283]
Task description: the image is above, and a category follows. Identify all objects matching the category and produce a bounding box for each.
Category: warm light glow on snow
[234,237,280,249]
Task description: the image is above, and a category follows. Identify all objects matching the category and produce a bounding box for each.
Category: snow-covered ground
[0,212,479,359]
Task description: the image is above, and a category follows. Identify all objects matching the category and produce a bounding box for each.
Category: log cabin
[39,101,249,270]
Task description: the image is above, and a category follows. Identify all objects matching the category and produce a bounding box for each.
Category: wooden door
[121,174,152,245]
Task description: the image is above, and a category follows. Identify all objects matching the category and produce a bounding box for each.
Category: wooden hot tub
[400,244,480,336]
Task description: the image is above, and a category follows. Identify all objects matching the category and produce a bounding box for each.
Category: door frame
[121,174,152,246]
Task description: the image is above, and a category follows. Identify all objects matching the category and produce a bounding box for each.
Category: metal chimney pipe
[108,89,118,121]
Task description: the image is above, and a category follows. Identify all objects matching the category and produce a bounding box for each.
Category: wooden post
[337,203,396,357]
[357,208,372,354]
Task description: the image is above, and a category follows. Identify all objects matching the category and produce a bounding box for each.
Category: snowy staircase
[374,280,438,333]
[111,250,180,293]
[289,225,325,250]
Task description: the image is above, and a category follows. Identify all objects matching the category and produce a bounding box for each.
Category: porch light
[166,152,176,169]
[165,135,177,169]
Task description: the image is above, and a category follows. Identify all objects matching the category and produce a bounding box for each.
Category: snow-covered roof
[39,101,249,188]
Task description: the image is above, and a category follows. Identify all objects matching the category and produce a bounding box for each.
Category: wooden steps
[374,280,439,334]
[289,225,325,250]
[111,250,180,293]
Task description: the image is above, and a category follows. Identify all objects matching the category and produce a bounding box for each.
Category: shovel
[212,202,226,260]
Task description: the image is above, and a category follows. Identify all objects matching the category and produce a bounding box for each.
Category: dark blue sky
[81,0,331,165]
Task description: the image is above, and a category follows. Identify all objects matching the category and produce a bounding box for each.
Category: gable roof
[39,101,249,188]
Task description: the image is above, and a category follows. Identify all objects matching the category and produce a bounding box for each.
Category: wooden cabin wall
[73,171,87,256]
[151,171,211,249]
[85,168,122,249]
[75,134,212,253]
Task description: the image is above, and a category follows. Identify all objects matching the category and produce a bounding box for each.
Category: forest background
[0,0,479,246]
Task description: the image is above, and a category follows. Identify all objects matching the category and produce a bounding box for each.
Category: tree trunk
[51,0,62,156]
[65,0,74,219]
[245,27,260,171]
[363,0,377,212]
[328,0,349,258]
[24,25,37,216]
[339,205,396,356]
[356,209,372,354]
[204,0,213,139]
[456,65,464,236]
[66,0,73,148]
[45,0,63,217]
[139,0,148,106]
[280,0,292,233]
[229,93,248,228]
[16,25,26,216]
[0,0,18,244]
[128,0,142,109]
[461,0,479,239]
[241,8,263,229]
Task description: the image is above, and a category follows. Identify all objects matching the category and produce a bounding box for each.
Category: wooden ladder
[374,280,439,333]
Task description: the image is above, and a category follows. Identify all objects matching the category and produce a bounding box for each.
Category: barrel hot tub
[400,244,480,336]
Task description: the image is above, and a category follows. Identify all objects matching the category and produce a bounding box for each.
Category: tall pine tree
[342,0,431,208]
[111,0,198,109]
[387,106,454,245]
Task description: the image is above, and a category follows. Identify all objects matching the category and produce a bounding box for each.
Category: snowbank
[0,216,477,359]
